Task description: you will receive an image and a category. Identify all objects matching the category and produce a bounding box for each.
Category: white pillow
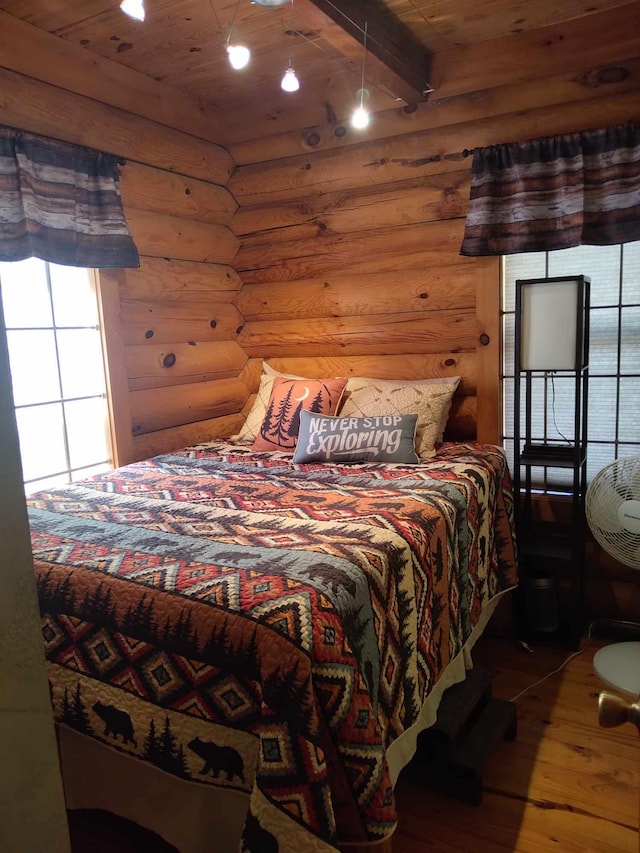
[339,377,459,458]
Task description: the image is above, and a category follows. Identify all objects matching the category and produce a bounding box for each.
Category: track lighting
[119,0,145,21]
[281,62,300,92]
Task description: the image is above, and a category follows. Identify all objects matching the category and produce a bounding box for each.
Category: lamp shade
[516,276,589,371]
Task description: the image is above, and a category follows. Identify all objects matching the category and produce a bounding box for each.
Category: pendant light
[281,60,300,92]
[351,22,370,129]
[120,0,145,21]
[226,0,251,70]
[227,43,251,69]
[279,0,299,93]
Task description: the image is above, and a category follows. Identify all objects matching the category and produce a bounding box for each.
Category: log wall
[0,52,249,464]
[2,9,638,618]
[227,29,640,618]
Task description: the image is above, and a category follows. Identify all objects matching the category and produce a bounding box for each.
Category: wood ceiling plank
[296,0,433,102]
[219,5,640,147]
[430,2,640,97]
[391,0,637,49]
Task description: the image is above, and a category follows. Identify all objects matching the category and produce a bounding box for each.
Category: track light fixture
[119,0,145,21]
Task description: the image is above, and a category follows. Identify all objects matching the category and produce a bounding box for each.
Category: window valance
[0,125,139,268]
[460,121,640,256]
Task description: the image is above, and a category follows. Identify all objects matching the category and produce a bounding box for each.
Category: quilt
[28,440,517,852]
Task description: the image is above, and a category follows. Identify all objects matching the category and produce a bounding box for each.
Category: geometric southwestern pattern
[29,440,517,852]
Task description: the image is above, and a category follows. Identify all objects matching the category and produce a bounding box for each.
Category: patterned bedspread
[29,440,517,852]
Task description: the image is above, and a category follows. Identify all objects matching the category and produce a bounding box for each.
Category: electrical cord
[509,621,597,702]
[549,372,572,444]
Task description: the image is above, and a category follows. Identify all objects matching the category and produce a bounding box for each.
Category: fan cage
[586,456,640,570]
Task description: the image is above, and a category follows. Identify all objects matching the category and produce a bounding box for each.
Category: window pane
[25,473,70,496]
[503,314,515,377]
[620,307,640,375]
[588,377,619,440]
[502,253,546,312]
[618,378,640,442]
[71,462,111,483]
[622,242,640,303]
[619,443,640,459]
[6,330,61,405]
[16,403,67,483]
[548,244,619,308]
[503,378,514,439]
[587,443,616,482]
[0,258,53,327]
[65,397,111,470]
[589,308,619,376]
[57,329,106,398]
[50,265,98,326]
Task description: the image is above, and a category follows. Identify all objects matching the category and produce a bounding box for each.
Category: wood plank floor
[393,636,639,853]
[68,635,640,852]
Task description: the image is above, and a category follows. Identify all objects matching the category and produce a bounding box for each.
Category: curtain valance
[460,121,640,256]
[0,126,139,268]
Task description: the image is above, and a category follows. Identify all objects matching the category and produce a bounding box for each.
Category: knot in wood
[210,319,217,329]
[306,132,321,147]
[162,353,176,368]
[145,329,154,339]
[479,333,490,346]
[444,358,456,366]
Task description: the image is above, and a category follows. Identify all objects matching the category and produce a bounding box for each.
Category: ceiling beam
[297,0,433,104]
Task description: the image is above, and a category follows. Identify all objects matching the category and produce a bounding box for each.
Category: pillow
[339,379,457,458]
[233,366,305,443]
[294,411,419,465]
[253,376,347,453]
[342,375,460,443]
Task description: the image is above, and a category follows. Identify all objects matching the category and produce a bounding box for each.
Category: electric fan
[586,457,640,696]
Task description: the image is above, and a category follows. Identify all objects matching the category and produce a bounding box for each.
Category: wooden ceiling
[1,0,639,147]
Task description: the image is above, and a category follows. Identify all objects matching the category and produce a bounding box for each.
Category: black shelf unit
[512,276,590,650]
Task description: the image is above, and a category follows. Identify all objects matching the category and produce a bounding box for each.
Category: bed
[29,425,516,852]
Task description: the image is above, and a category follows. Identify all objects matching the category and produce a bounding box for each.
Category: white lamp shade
[520,279,580,371]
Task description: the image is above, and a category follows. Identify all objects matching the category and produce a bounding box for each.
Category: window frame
[501,243,640,493]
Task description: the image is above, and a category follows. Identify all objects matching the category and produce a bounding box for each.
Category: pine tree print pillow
[252,376,347,453]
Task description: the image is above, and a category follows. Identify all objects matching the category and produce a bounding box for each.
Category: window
[0,258,113,494]
[502,242,640,491]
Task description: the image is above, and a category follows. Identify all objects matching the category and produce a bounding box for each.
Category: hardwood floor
[68,636,639,852]
[393,636,639,852]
